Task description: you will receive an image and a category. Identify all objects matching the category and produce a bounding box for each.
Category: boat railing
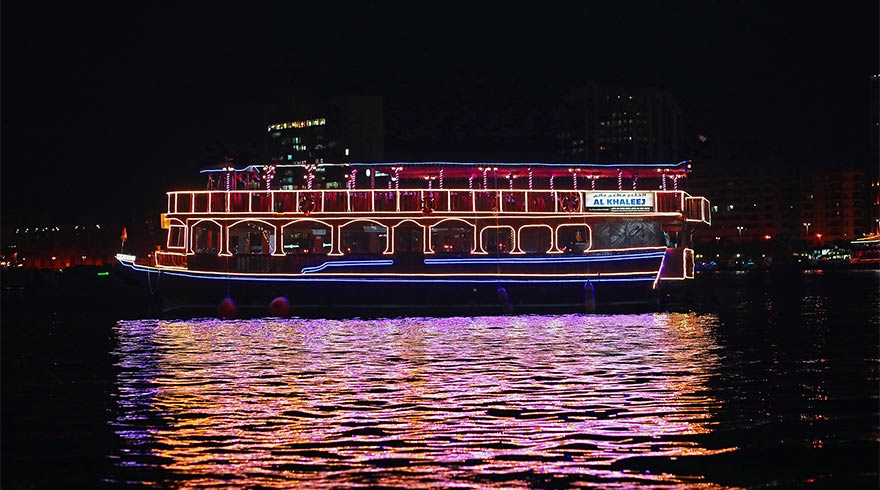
[166,189,704,216]
[155,251,188,268]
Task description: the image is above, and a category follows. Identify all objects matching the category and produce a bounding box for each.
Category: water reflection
[111,313,734,488]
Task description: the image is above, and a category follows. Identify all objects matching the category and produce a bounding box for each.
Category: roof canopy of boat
[200,161,693,179]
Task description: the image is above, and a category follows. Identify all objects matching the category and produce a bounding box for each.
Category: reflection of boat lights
[111,314,732,487]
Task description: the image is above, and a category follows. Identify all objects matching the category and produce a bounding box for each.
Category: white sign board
[584,192,654,212]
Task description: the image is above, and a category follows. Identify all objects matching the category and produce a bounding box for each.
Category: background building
[265,96,384,165]
[552,83,681,163]
[689,166,870,262]
[264,96,384,190]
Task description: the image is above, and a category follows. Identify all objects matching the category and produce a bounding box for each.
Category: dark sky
[2,1,877,228]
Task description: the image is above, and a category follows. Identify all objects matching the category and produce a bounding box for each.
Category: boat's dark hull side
[116,249,667,317]
[141,273,659,317]
[116,268,663,317]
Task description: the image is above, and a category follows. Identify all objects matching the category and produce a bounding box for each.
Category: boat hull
[116,249,668,316]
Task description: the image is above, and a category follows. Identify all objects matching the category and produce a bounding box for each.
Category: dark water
[2,270,878,488]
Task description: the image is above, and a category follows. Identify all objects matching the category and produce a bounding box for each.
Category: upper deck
[166,161,710,224]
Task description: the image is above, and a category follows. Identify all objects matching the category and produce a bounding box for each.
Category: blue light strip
[200,165,262,173]
[198,161,692,174]
[301,259,394,274]
[118,260,655,283]
[424,251,666,266]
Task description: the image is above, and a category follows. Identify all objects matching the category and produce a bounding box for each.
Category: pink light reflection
[111,313,735,488]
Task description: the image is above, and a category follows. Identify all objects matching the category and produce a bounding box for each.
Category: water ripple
[110,313,735,488]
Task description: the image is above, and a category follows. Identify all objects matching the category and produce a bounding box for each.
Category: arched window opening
[341,221,388,254]
[282,222,331,255]
[228,221,276,255]
[394,222,424,254]
[191,221,221,255]
[481,227,514,254]
[557,224,591,253]
[431,222,474,254]
[518,226,552,253]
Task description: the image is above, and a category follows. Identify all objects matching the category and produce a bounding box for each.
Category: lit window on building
[267,118,327,131]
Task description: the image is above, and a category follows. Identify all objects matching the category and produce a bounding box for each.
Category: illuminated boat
[849,234,880,269]
[115,161,711,315]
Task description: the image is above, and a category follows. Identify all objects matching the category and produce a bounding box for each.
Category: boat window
[481,227,514,254]
[556,224,591,253]
[341,221,388,254]
[191,221,221,255]
[228,221,276,255]
[518,226,552,253]
[431,224,474,254]
[394,224,423,254]
[168,225,186,249]
[282,222,330,255]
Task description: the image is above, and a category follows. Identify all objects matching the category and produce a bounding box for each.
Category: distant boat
[849,234,880,269]
[116,161,711,314]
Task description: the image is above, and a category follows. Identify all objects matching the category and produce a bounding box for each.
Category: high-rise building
[552,83,681,163]
[264,96,384,190]
[265,96,383,165]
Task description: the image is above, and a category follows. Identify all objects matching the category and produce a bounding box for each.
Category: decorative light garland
[263,165,276,191]
[632,173,638,191]
[306,165,315,190]
[528,168,533,190]
[439,168,444,189]
[617,169,623,191]
[590,175,596,191]
[661,173,667,191]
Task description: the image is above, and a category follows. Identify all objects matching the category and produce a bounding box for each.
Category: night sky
[2,1,877,229]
